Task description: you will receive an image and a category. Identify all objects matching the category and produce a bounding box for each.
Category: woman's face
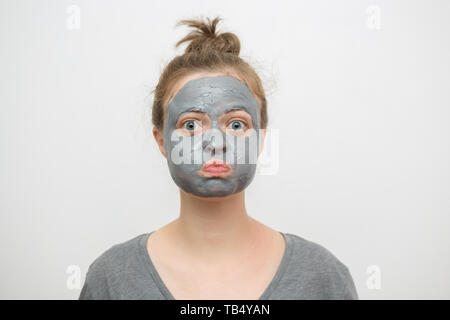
[156,72,264,198]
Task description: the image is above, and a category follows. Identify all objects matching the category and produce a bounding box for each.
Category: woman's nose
[202,129,227,155]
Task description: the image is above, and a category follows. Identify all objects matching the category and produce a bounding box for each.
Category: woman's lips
[199,158,232,177]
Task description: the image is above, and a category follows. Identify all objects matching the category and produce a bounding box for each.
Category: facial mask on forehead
[163,76,261,198]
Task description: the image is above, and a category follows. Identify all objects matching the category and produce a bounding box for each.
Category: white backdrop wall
[1,0,449,299]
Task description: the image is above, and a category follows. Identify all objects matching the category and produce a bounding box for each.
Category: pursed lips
[198,158,232,177]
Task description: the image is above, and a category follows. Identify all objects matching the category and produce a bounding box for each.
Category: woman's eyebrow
[176,106,251,121]
[223,105,251,115]
[177,107,206,118]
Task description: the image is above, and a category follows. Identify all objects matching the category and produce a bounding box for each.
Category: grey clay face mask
[163,76,261,198]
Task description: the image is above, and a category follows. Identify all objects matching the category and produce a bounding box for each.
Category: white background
[1,0,449,299]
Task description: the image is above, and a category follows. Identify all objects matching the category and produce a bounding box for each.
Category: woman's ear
[258,128,266,157]
[153,127,167,158]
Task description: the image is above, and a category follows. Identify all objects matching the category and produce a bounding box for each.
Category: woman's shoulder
[280,232,358,299]
[79,233,150,299]
[88,233,148,270]
[283,232,350,273]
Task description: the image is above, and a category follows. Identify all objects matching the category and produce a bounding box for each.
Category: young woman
[79,16,359,300]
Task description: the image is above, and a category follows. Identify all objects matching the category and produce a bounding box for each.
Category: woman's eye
[183,120,201,131]
[227,120,245,131]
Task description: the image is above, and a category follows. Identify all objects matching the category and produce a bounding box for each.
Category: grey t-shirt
[79,231,358,300]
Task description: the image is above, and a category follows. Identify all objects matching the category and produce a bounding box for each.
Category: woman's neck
[170,188,261,259]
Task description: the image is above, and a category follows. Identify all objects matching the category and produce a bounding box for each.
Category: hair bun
[175,16,240,56]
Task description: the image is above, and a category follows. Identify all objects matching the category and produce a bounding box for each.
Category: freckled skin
[163,76,261,198]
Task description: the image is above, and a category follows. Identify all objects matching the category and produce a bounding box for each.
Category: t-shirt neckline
[137,230,293,300]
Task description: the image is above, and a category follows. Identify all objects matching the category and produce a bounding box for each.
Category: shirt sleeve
[78,257,113,300]
[79,281,94,300]
[340,268,359,300]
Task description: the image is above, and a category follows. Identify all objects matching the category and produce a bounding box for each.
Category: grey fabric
[79,231,358,300]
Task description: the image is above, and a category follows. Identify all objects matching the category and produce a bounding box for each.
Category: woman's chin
[180,182,239,199]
